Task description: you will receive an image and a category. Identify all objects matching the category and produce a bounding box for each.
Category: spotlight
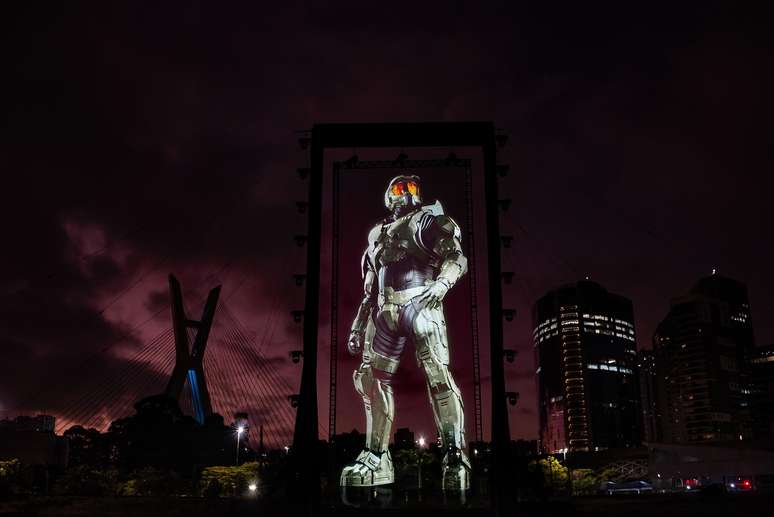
[289,350,303,363]
[503,349,517,363]
[294,235,307,247]
[292,274,306,286]
[501,272,514,284]
[291,310,304,323]
[296,201,308,214]
[502,309,516,322]
[506,392,520,406]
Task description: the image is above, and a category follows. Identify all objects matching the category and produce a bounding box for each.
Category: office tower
[652,273,754,443]
[749,345,774,440]
[637,349,660,443]
[534,280,640,453]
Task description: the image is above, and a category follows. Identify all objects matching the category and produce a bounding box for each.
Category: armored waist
[378,286,426,307]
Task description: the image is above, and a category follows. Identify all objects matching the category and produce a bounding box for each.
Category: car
[727,478,754,492]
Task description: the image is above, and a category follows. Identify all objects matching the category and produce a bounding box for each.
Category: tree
[200,462,261,497]
[117,467,189,496]
[571,468,597,496]
[0,459,21,497]
[53,466,119,496]
[528,456,568,494]
[63,426,109,468]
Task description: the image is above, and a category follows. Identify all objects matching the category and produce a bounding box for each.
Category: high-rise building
[0,414,56,433]
[393,427,415,450]
[637,349,660,443]
[652,273,754,444]
[534,280,641,453]
[749,345,774,440]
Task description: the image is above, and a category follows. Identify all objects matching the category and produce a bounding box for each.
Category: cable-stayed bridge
[27,275,304,451]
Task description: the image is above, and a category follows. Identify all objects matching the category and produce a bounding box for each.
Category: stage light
[506,392,520,406]
[503,349,517,363]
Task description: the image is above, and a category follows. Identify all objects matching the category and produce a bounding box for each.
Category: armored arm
[416,213,468,309]
[347,249,376,355]
[434,215,468,290]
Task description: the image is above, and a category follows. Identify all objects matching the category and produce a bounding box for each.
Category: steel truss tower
[164,274,221,424]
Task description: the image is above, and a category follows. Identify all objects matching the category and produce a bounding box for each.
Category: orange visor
[391,180,418,196]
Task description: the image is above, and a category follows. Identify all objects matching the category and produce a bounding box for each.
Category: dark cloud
[2,2,772,443]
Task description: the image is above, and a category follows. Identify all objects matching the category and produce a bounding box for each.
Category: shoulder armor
[422,200,445,217]
[367,223,382,244]
[435,214,462,241]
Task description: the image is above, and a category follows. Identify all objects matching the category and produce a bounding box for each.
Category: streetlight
[248,482,257,492]
[236,426,245,465]
[417,436,426,490]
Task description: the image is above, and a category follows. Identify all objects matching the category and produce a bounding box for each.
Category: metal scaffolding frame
[291,122,510,514]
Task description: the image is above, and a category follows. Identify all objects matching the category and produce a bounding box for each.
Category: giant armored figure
[340,174,470,490]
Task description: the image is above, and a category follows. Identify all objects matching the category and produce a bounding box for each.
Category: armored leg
[413,303,470,490]
[341,317,398,487]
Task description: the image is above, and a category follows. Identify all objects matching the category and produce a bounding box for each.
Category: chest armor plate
[372,216,417,268]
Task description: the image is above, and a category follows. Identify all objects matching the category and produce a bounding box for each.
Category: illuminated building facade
[652,274,755,443]
[637,349,660,443]
[534,280,641,453]
[749,345,774,440]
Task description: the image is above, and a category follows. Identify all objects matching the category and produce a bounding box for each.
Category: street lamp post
[417,436,426,491]
[236,426,245,465]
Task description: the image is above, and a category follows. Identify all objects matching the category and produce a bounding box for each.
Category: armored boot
[340,449,394,487]
[442,446,471,491]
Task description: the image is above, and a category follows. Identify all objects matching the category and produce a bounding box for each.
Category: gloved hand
[347,329,363,356]
[416,279,451,309]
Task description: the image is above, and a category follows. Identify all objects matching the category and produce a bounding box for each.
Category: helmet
[384,174,421,215]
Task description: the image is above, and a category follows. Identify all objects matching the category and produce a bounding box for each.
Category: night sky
[2,2,773,444]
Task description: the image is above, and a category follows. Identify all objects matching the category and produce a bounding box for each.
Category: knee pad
[353,363,373,398]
